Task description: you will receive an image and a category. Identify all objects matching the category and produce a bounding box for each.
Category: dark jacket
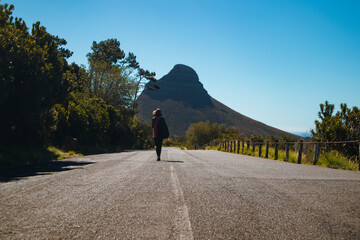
[152,116,169,139]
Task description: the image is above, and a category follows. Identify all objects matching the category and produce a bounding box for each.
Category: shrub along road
[1,148,359,239]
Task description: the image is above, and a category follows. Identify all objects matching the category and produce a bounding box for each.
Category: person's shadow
[166,160,184,163]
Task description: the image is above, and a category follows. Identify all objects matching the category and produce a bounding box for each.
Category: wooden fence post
[247,141,250,150]
[297,140,303,164]
[313,142,320,165]
[229,141,232,153]
[237,141,240,154]
[242,141,245,153]
[265,141,269,158]
[252,142,255,154]
[259,143,262,157]
[274,143,279,160]
[285,142,289,162]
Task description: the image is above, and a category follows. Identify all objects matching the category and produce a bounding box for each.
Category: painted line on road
[170,165,194,240]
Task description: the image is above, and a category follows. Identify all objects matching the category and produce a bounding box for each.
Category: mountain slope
[138,64,292,137]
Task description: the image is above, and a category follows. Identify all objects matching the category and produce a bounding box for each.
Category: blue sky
[5,0,360,133]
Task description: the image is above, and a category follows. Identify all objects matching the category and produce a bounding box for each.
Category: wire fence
[203,140,360,171]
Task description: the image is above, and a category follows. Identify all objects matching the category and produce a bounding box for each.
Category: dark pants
[154,138,163,158]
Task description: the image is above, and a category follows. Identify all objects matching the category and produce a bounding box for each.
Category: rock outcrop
[144,64,213,109]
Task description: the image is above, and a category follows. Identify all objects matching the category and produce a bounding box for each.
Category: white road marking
[170,165,194,240]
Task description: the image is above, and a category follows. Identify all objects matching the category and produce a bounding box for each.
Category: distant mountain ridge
[138,64,293,137]
[291,132,312,138]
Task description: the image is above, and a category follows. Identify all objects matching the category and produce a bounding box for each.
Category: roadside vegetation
[47,147,79,160]
[178,101,360,171]
[0,2,155,168]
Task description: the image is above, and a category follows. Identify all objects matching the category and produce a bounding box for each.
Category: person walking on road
[152,108,169,161]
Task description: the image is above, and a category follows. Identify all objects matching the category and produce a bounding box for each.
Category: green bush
[186,121,242,147]
[47,146,80,160]
[312,101,360,157]
[54,93,116,147]
[127,117,153,149]
[318,150,358,170]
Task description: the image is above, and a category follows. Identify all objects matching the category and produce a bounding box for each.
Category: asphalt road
[1,148,360,239]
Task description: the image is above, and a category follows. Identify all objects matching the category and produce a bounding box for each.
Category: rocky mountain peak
[165,64,200,83]
[142,64,213,109]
